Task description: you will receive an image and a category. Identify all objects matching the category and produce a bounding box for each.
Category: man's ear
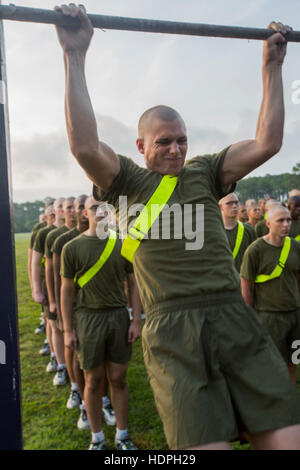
[136,138,145,155]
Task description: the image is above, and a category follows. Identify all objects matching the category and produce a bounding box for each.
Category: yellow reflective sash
[232,221,244,259]
[76,229,117,288]
[121,175,178,263]
[255,236,291,283]
[295,235,300,241]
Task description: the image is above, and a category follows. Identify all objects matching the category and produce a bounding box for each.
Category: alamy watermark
[96,198,204,251]
[291,340,300,365]
[291,80,300,104]
[0,340,6,365]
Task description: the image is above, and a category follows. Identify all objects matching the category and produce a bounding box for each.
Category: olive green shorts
[258,309,300,364]
[142,291,300,450]
[75,307,132,370]
[41,278,57,321]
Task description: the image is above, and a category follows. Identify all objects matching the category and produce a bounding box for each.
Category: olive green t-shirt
[289,219,300,239]
[52,227,80,256]
[93,150,241,313]
[45,225,69,259]
[30,221,47,249]
[61,233,133,311]
[225,222,257,272]
[255,219,269,238]
[33,224,56,255]
[240,237,300,312]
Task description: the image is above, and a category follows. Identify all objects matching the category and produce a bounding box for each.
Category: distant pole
[0,0,22,450]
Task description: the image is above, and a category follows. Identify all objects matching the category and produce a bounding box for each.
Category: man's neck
[65,219,76,230]
[263,232,285,247]
[77,221,89,234]
[247,218,257,227]
[54,218,65,228]
[223,215,238,230]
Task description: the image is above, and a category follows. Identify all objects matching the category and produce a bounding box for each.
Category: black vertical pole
[0,0,22,450]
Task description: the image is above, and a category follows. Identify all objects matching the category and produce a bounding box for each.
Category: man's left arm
[222,22,291,186]
[126,272,142,343]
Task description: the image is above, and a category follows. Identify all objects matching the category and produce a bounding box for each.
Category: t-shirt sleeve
[33,230,44,254]
[30,230,38,249]
[61,243,75,279]
[93,155,146,208]
[240,243,259,281]
[185,146,235,200]
[45,233,53,259]
[52,235,64,256]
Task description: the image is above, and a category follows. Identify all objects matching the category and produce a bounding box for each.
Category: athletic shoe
[53,367,68,386]
[88,440,106,450]
[35,321,45,334]
[141,313,146,320]
[102,403,116,426]
[77,406,90,430]
[46,356,57,373]
[115,437,137,450]
[66,390,81,409]
[39,340,50,356]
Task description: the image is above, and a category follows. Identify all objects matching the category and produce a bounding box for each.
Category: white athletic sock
[116,428,129,440]
[71,382,78,391]
[102,396,110,406]
[92,430,105,443]
[57,363,66,370]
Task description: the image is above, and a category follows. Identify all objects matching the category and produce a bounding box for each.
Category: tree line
[13,169,300,233]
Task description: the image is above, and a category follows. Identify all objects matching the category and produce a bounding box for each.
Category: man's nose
[169,141,180,155]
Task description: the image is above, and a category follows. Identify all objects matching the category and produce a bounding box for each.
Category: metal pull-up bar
[0,4,300,42]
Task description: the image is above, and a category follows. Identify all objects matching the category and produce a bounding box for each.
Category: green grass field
[15,233,300,450]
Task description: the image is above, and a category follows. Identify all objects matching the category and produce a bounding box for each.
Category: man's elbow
[258,138,283,160]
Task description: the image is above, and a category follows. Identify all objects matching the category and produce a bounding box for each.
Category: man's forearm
[28,248,33,289]
[64,52,99,163]
[61,280,75,333]
[45,259,55,304]
[32,251,42,295]
[256,62,284,156]
[127,274,142,323]
[241,278,254,307]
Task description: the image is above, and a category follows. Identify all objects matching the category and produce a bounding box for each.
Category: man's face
[63,200,76,224]
[75,199,88,224]
[290,203,300,220]
[221,194,239,218]
[248,206,261,222]
[238,205,248,222]
[268,210,291,237]
[136,118,188,175]
[54,198,65,220]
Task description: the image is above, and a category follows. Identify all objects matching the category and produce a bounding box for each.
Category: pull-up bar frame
[0,4,300,42]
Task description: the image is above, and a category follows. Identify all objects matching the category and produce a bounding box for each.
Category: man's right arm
[61,277,77,350]
[31,250,47,305]
[55,4,120,193]
[241,278,254,307]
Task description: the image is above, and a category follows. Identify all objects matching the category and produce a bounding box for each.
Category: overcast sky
[3,0,300,202]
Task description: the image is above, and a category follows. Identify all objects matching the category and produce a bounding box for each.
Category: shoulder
[244,237,263,256]
[93,154,151,202]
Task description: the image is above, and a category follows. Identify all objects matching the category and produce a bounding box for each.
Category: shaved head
[138,105,185,139]
[53,197,65,209]
[84,195,98,210]
[267,205,290,222]
[265,199,280,212]
[63,197,75,208]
